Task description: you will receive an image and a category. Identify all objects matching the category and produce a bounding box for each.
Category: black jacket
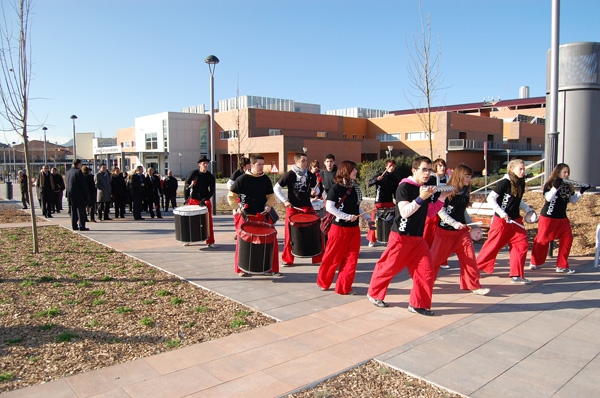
[66,167,90,206]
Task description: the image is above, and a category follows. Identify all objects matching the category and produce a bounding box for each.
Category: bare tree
[228,79,253,171]
[405,1,445,160]
[0,0,40,253]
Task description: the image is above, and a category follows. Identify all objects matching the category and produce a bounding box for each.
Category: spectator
[95,164,112,221]
[110,166,127,218]
[163,170,179,212]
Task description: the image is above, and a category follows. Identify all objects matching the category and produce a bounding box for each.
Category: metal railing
[471,158,545,195]
[448,139,541,152]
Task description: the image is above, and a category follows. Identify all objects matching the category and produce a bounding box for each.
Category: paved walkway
[1,197,599,397]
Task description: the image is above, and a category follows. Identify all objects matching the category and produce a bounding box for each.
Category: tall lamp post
[42,126,48,165]
[506,148,511,166]
[387,145,393,158]
[205,54,219,216]
[70,115,78,160]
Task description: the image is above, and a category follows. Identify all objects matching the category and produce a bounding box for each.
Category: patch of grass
[28,356,40,363]
[108,264,119,269]
[92,298,106,306]
[89,289,105,297]
[184,321,195,328]
[156,289,171,296]
[34,306,60,318]
[28,260,40,267]
[21,290,32,296]
[165,338,180,348]
[52,282,63,288]
[147,268,156,274]
[77,280,91,288]
[101,276,113,282]
[142,280,155,286]
[0,311,8,316]
[38,323,55,331]
[194,306,209,313]
[62,290,73,296]
[0,298,12,304]
[52,256,64,262]
[133,262,144,268]
[235,310,251,317]
[84,319,100,328]
[4,337,23,345]
[143,299,155,305]
[20,279,36,287]
[230,318,247,329]
[70,272,81,279]
[0,372,14,382]
[65,298,83,305]
[56,331,79,342]
[170,297,184,305]
[7,266,19,272]
[139,317,154,327]
[82,263,92,268]
[115,306,133,314]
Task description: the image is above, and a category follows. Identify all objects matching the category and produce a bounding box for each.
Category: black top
[368,171,399,204]
[321,165,338,194]
[65,167,90,206]
[163,176,178,196]
[110,173,127,200]
[493,178,522,220]
[438,190,470,231]
[229,168,245,183]
[230,173,274,215]
[541,183,571,219]
[391,181,433,236]
[327,184,360,228]
[185,170,215,202]
[277,170,317,208]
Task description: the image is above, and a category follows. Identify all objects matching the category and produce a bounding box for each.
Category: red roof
[390,96,546,115]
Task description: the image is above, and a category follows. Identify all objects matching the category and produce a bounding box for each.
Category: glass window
[145,133,158,150]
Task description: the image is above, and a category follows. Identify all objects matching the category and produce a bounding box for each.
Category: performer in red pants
[476,159,537,284]
[423,158,449,268]
[530,163,589,273]
[366,159,398,247]
[367,156,449,316]
[430,164,488,295]
[317,161,371,295]
[228,154,280,277]
[274,152,323,265]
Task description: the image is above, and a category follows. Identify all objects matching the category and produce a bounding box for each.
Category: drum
[311,199,324,211]
[173,205,209,243]
[289,213,322,258]
[375,207,395,243]
[238,222,276,274]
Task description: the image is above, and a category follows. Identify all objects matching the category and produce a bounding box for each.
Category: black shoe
[46,215,53,218]
[23,207,28,210]
[72,227,79,231]
[135,217,145,220]
[104,217,112,221]
[56,210,60,214]
[408,305,434,316]
[79,227,90,231]
[157,216,163,219]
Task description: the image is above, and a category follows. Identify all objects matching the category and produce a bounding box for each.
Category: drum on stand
[375,207,395,243]
[289,213,322,258]
[238,222,276,274]
[173,205,210,243]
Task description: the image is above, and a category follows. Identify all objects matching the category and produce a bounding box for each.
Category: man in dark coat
[65,159,90,231]
[130,165,146,220]
[18,170,29,210]
[145,167,162,218]
[36,164,56,218]
[51,167,65,213]
[163,170,178,212]
[110,167,127,218]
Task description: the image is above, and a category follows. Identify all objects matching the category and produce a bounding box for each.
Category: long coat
[95,171,112,203]
[65,167,90,207]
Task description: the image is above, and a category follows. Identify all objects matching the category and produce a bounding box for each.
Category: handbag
[320,187,353,234]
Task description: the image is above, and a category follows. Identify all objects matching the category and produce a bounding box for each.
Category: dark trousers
[148,197,161,218]
[133,198,143,220]
[21,189,29,209]
[165,194,177,211]
[41,192,53,217]
[53,191,63,212]
[87,202,96,221]
[113,198,126,218]
[70,203,87,229]
[98,202,110,220]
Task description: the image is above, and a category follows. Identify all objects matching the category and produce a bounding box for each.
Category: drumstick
[466,221,483,226]
[508,219,526,229]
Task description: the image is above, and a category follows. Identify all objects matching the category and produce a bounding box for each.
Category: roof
[390,96,546,115]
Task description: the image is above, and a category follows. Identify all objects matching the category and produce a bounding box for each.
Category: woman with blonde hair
[477,159,537,284]
[529,163,589,273]
[430,164,489,294]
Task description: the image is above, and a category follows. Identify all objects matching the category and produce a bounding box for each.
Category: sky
[1,0,599,145]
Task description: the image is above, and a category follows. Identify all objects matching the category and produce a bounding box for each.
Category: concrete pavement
[1,192,599,397]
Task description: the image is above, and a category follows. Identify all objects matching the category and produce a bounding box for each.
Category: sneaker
[318,285,328,291]
[368,241,376,248]
[341,290,357,295]
[471,288,491,296]
[511,277,533,285]
[556,267,575,274]
[265,272,282,276]
[440,264,450,269]
[367,294,389,308]
[238,272,250,277]
[529,264,539,270]
[207,243,219,249]
[282,262,294,267]
[408,305,435,316]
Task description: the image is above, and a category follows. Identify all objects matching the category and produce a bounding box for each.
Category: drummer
[184,156,217,249]
[274,152,322,266]
[228,154,281,277]
[366,159,399,247]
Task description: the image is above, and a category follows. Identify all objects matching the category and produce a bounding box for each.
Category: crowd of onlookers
[17,165,180,221]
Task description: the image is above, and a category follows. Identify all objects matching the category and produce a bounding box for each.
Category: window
[342,134,347,138]
[163,120,168,150]
[220,130,239,140]
[487,134,494,142]
[121,141,131,148]
[317,131,328,138]
[352,134,357,139]
[362,135,366,140]
[376,133,401,142]
[269,129,281,136]
[145,133,158,150]
[405,131,433,141]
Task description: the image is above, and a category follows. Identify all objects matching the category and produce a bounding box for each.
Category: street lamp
[178,153,182,178]
[70,115,78,160]
[205,54,219,216]
[506,148,511,165]
[11,142,16,180]
[387,145,393,158]
[302,147,308,155]
[42,127,48,165]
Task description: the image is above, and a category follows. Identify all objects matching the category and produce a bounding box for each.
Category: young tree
[405,1,445,160]
[0,0,40,253]
[227,80,253,172]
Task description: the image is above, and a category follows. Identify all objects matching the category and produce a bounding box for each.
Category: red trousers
[233,213,279,274]
[282,207,323,265]
[477,216,528,278]
[531,216,573,269]
[316,224,361,294]
[367,231,434,309]
[431,228,482,290]
[423,214,440,247]
[367,202,395,243]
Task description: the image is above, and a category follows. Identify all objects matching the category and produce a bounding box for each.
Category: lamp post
[387,145,393,158]
[178,153,182,178]
[70,115,78,160]
[506,148,511,166]
[11,142,16,180]
[42,127,48,165]
[302,146,308,155]
[205,54,219,216]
